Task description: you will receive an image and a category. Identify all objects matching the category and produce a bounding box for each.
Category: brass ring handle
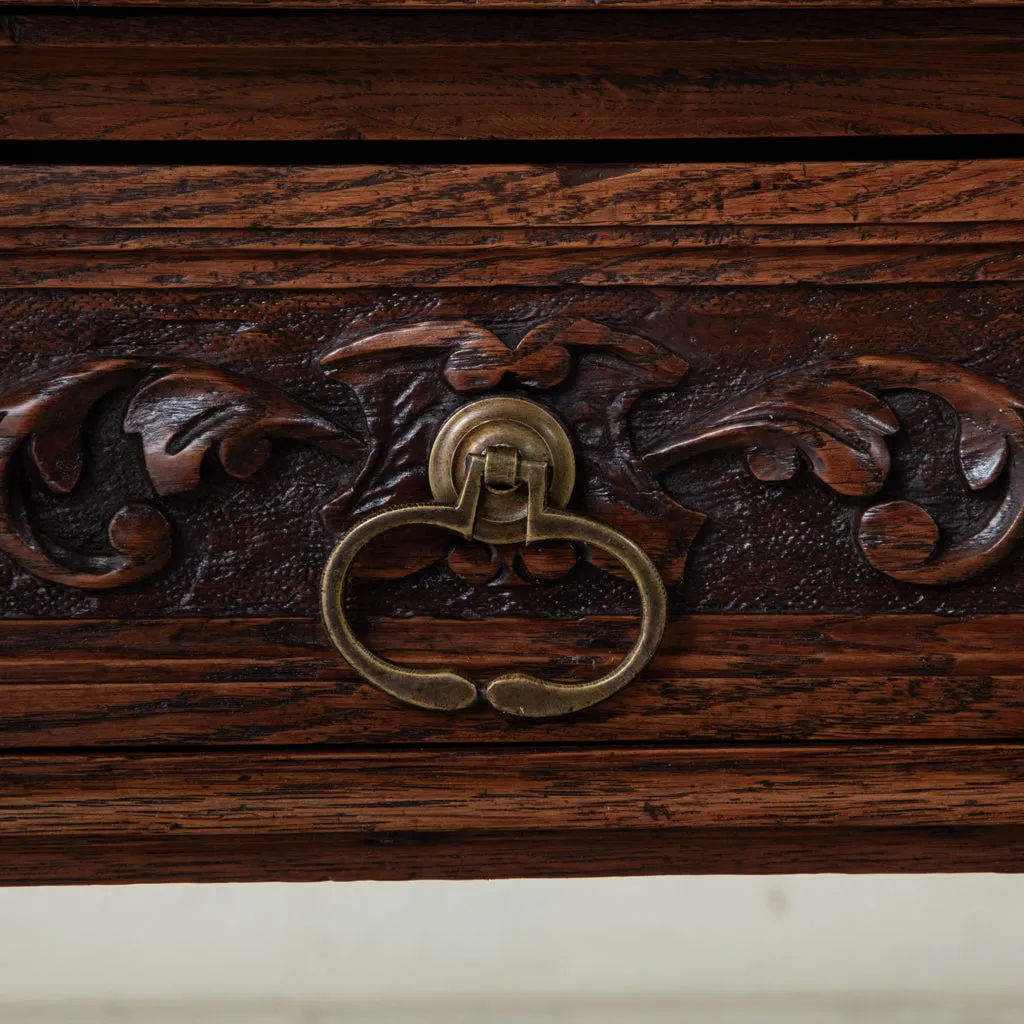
[320,398,667,718]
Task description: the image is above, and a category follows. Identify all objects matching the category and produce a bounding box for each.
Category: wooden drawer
[4,4,1024,882]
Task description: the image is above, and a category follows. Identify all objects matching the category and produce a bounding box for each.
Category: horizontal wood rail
[4,827,1024,885]
[1,743,1023,835]
[2,162,1022,285]
[6,163,1023,228]
[4,614,1024,746]
[2,12,1024,140]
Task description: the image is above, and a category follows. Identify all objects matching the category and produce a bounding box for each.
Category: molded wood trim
[6,163,1023,228]
[4,615,1024,745]
[4,827,1024,886]
[3,745,1024,835]
[2,13,1024,140]
[2,163,1022,285]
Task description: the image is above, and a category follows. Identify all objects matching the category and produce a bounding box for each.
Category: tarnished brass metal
[320,396,666,717]
[428,396,575,545]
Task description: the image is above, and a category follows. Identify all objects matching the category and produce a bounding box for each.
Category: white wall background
[1,875,1023,1023]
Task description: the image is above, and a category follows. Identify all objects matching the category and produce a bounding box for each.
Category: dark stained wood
[4,828,1024,887]
[0,358,356,589]
[4,0,1024,877]
[4,162,1022,288]
[5,163,1023,228]
[4,614,1024,746]
[10,10,1024,48]
[4,233,1024,289]
[8,328,1024,597]
[2,13,1024,139]
[2,745,1024,835]
[8,287,1024,619]
[0,320,701,597]
[644,353,1024,587]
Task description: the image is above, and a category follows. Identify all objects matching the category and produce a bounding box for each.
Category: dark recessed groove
[4,137,1024,165]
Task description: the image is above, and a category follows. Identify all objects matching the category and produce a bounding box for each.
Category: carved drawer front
[4,160,1024,881]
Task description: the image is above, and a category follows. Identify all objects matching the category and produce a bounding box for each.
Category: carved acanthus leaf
[642,374,899,497]
[124,365,357,497]
[0,359,359,590]
[643,353,1024,586]
[835,355,1024,584]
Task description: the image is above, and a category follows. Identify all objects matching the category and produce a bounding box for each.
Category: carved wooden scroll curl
[643,353,1024,586]
[0,359,358,589]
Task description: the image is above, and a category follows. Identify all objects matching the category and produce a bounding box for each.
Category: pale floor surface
[1,875,1022,1022]
[2,1002,1024,1023]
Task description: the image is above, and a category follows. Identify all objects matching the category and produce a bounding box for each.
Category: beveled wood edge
[6,225,1024,248]
[2,827,1023,886]
[4,239,1022,286]
[8,7,1024,27]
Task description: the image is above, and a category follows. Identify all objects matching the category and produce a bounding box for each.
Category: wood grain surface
[2,744,1023,835]
[3,12,1024,139]
[4,162,1021,286]
[3,614,1024,746]
[7,827,1024,886]
[6,162,1024,228]
[3,27,1024,876]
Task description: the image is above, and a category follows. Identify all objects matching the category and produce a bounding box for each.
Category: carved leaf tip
[957,421,1009,492]
[124,367,360,497]
[28,430,84,495]
[805,355,1024,585]
[0,360,145,497]
[836,353,1023,495]
[320,320,511,388]
[0,361,181,590]
[643,374,899,498]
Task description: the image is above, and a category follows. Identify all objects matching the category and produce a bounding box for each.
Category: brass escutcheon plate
[428,396,575,544]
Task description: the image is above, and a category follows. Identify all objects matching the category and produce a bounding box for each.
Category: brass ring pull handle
[320,397,666,718]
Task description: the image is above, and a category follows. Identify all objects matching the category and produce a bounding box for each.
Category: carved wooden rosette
[1,320,1023,598]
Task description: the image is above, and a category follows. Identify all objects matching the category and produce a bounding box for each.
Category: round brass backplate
[428,397,576,544]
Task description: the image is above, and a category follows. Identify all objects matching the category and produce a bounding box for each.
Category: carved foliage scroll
[644,353,1024,586]
[0,359,358,589]
[4,320,1024,594]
